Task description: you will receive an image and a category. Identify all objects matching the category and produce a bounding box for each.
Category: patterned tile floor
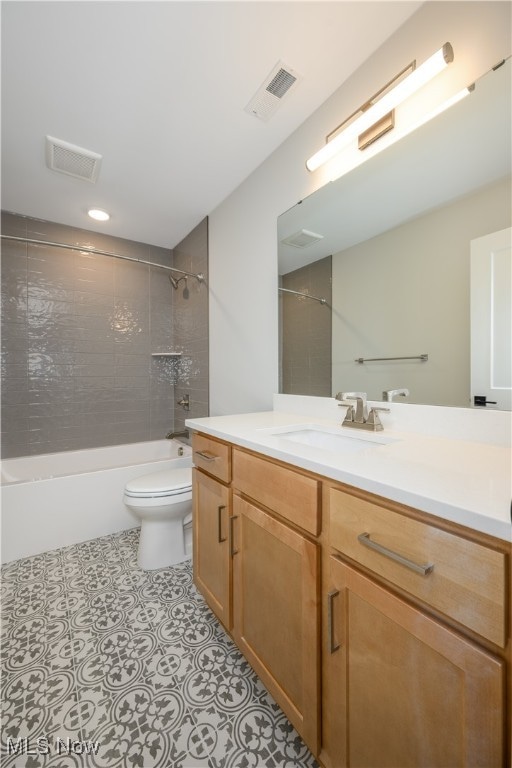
[1,528,318,768]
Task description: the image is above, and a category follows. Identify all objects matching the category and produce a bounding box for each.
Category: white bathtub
[1,439,192,564]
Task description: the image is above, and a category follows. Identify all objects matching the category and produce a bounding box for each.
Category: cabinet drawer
[192,433,231,484]
[233,449,320,536]
[329,488,507,647]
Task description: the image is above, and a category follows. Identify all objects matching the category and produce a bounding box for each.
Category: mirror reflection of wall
[332,177,510,406]
[280,256,332,396]
[278,58,511,409]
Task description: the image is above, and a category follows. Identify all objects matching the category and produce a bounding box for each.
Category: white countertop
[186,405,512,542]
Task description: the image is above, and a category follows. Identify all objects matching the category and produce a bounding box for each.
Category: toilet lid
[125,467,192,498]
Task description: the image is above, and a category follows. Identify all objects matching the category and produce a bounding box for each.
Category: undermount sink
[262,425,398,455]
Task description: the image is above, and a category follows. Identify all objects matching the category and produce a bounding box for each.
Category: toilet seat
[124,468,192,499]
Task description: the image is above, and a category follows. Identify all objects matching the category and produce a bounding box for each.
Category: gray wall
[1,211,208,457]
[280,256,332,396]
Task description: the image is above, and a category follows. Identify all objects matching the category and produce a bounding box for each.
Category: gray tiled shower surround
[0,212,209,458]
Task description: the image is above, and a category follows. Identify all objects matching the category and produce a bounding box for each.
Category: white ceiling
[1,1,422,249]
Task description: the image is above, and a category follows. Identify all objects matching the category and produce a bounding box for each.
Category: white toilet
[123,467,193,570]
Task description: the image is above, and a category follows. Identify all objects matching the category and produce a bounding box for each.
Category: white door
[470,227,512,410]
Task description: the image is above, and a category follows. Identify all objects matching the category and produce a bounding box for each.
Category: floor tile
[1,530,318,767]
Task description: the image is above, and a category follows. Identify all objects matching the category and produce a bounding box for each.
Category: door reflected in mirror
[278,59,511,409]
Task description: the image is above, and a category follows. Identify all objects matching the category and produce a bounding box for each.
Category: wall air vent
[45,136,102,183]
[281,229,324,248]
[245,60,301,121]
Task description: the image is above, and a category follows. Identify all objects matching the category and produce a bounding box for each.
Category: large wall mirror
[278,58,511,409]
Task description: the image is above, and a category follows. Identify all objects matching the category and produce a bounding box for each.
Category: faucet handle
[335,392,355,408]
[177,394,190,410]
[367,407,390,431]
[341,404,355,423]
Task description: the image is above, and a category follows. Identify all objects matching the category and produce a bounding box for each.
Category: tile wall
[280,256,332,397]
[0,212,208,458]
[171,217,209,434]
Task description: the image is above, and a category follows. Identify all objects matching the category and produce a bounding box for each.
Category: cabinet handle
[327,590,340,654]
[229,515,239,557]
[358,532,434,576]
[217,505,227,543]
[195,450,218,462]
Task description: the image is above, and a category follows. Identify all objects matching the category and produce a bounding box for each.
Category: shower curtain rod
[279,287,327,305]
[0,234,205,283]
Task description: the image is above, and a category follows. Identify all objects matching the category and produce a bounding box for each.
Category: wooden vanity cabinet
[192,431,510,767]
[231,494,320,752]
[192,432,321,754]
[322,485,509,768]
[231,448,322,754]
[192,433,233,630]
[193,467,232,630]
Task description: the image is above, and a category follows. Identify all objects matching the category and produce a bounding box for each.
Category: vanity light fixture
[409,84,474,128]
[88,208,110,222]
[306,42,455,172]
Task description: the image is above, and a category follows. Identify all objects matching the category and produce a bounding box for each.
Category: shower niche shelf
[151,352,183,357]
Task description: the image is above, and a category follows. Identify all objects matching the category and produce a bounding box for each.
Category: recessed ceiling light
[88,208,110,222]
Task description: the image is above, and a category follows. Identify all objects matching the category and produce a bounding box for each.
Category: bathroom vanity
[187,399,511,767]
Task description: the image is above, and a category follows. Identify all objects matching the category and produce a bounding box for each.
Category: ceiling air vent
[245,61,301,121]
[281,229,324,248]
[45,136,102,183]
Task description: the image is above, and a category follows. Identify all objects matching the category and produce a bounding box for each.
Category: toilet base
[138,517,188,570]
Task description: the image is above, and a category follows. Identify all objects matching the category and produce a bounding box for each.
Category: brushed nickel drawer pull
[358,532,434,576]
[195,450,218,461]
[327,589,340,654]
[229,515,239,557]
[217,505,227,543]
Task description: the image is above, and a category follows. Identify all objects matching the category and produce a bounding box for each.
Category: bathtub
[1,439,192,564]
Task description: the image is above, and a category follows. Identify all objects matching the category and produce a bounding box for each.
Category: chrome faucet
[335,391,390,432]
[382,388,410,402]
[335,391,368,423]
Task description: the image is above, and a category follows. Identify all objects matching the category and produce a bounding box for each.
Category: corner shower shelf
[151,352,183,357]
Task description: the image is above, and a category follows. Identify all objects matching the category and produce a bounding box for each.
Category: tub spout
[166,429,189,440]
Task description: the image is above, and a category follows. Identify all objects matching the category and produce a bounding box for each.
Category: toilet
[123,467,193,570]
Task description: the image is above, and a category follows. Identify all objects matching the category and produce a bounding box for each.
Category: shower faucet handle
[177,394,190,410]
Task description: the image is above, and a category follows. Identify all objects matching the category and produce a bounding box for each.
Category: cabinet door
[324,557,504,768]
[193,468,232,630]
[232,494,320,754]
